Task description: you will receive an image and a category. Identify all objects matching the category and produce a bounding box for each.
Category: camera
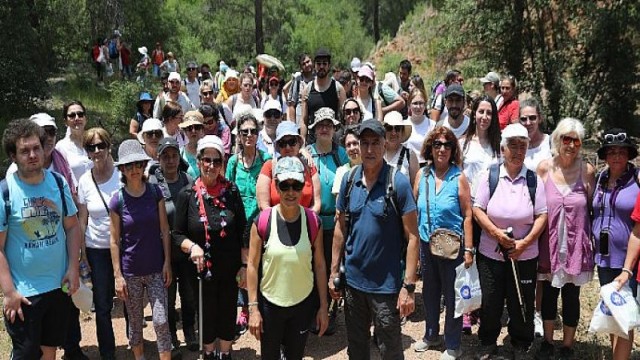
[599,229,609,256]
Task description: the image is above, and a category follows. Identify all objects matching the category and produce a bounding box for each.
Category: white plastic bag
[454,261,482,318]
[106,63,114,77]
[600,282,640,333]
[588,299,629,339]
[71,281,93,313]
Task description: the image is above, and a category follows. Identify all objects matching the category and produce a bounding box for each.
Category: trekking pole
[198,276,204,360]
[505,227,527,322]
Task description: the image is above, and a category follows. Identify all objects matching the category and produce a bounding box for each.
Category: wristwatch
[464,247,476,256]
[402,282,416,293]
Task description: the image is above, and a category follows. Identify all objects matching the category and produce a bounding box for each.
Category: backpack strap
[256,207,272,243]
[397,146,409,169]
[489,164,536,206]
[343,164,361,238]
[488,164,500,199]
[304,207,320,245]
[257,206,319,247]
[51,172,68,217]
[525,169,537,207]
[1,179,9,227]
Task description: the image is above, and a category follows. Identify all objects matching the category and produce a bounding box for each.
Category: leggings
[540,281,580,327]
[125,272,172,353]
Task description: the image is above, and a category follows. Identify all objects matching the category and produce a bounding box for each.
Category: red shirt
[260,159,316,208]
[631,193,640,280]
[498,98,520,131]
[120,46,131,65]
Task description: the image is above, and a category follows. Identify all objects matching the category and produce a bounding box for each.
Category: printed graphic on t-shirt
[20,196,62,247]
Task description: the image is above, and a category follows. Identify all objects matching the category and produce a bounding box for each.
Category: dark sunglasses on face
[561,135,582,147]
[519,115,538,123]
[433,141,453,150]
[277,181,304,192]
[200,157,223,167]
[43,126,57,136]
[67,111,85,118]
[187,67,197,71]
[358,76,371,83]
[169,80,180,84]
[264,110,281,119]
[145,130,164,138]
[604,132,627,143]
[123,161,146,170]
[85,142,108,152]
[384,125,403,133]
[184,124,204,132]
[240,128,259,136]
[202,91,214,96]
[269,82,279,87]
[277,137,298,148]
[343,108,360,116]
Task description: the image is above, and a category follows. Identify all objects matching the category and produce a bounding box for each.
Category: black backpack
[1,172,68,226]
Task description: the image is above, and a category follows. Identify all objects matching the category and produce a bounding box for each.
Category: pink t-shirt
[474,165,547,261]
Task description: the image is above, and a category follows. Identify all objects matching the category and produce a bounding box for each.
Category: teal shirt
[308,143,349,229]
[182,147,200,179]
[225,150,271,221]
[416,165,463,241]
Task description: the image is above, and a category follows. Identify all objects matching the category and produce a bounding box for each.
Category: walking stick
[504,227,527,322]
[198,276,204,360]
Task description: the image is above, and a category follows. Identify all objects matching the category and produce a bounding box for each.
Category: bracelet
[622,268,634,277]
[247,302,259,307]
[189,242,197,254]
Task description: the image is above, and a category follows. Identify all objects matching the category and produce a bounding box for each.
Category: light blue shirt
[416,165,463,241]
[308,144,349,229]
[0,170,78,297]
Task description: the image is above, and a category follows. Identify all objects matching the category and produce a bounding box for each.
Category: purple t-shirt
[592,172,640,268]
[109,184,164,277]
[474,165,547,261]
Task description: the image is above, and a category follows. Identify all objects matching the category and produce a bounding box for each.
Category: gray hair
[550,117,585,155]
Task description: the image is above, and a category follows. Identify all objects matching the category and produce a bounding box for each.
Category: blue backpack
[108,39,119,59]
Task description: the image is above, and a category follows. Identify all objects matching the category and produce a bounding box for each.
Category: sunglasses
[264,110,281,119]
[240,128,259,136]
[200,157,223,167]
[43,126,57,137]
[277,137,299,148]
[519,115,538,123]
[187,67,197,71]
[561,135,582,147]
[604,133,627,143]
[169,80,180,84]
[67,111,85,118]
[433,141,454,150]
[123,161,146,171]
[344,108,360,116]
[278,181,304,192]
[358,76,372,83]
[184,124,204,132]
[384,125,404,133]
[85,142,108,152]
[145,130,164,138]
[269,82,279,87]
[201,91,214,96]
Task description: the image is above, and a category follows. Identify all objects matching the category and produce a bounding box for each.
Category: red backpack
[256,206,320,247]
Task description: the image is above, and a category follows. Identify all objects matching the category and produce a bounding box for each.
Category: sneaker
[535,341,554,360]
[556,346,574,360]
[413,336,442,352]
[184,327,198,352]
[440,348,463,360]
[235,308,249,336]
[534,311,543,337]
[462,313,472,335]
[474,344,497,360]
[219,352,233,360]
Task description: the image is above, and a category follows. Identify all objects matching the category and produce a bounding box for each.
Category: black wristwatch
[402,282,416,293]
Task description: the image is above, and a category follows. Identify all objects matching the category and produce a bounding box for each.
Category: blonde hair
[550,117,585,155]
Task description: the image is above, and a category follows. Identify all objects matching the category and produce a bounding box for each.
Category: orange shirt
[260,159,316,208]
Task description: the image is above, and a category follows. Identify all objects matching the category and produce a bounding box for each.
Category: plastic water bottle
[79,261,93,289]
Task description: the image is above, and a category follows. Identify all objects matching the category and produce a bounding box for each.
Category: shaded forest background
[1,0,639,138]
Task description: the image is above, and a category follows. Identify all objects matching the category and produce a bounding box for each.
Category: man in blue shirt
[0,119,81,360]
[329,119,419,359]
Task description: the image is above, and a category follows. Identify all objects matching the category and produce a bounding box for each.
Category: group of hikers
[2,45,640,360]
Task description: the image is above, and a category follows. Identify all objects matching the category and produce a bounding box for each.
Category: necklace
[435,165,450,179]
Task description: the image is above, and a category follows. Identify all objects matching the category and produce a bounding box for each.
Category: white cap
[350,57,361,72]
[168,72,181,82]
[137,118,163,144]
[30,113,57,129]
[263,100,282,114]
[197,135,225,156]
[501,123,529,147]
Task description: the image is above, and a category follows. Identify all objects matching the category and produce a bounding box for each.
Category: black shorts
[4,288,72,359]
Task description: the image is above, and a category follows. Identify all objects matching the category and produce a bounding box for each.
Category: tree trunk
[373,0,380,43]
[255,0,264,54]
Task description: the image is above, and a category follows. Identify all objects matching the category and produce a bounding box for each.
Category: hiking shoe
[440,348,463,360]
[474,344,497,360]
[171,344,182,360]
[413,336,442,352]
[204,352,217,360]
[235,308,249,336]
[556,346,574,360]
[184,327,198,351]
[219,353,233,360]
[534,311,543,337]
[463,313,472,335]
[62,349,89,360]
[535,341,554,360]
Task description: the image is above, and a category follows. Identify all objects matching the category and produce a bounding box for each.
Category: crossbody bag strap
[91,170,110,214]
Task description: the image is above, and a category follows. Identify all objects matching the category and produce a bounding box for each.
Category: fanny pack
[424,168,461,260]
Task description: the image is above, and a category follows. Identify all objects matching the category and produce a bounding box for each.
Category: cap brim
[115,153,151,166]
[276,172,305,184]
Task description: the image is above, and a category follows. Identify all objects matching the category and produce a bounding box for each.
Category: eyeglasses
[519,115,538,124]
[277,181,304,192]
[123,161,146,171]
[43,126,57,137]
[277,137,298,148]
[604,133,627,143]
[264,110,282,119]
[240,128,259,136]
[343,108,360,116]
[433,141,453,150]
[67,111,85,118]
[384,125,403,133]
[144,130,164,138]
[358,76,372,83]
[561,135,582,147]
[184,124,204,132]
[187,67,197,71]
[85,142,108,152]
[200,157,223,167]
[201,91,214,96]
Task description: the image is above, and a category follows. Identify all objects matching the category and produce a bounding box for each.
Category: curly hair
[421,126,462,166]
[3,118,45,157]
